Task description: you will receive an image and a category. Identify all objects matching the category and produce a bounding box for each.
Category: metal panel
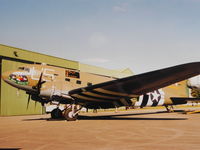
[0,59,43,116]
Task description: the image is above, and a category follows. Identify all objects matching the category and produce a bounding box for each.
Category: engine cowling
[187,75,200,89]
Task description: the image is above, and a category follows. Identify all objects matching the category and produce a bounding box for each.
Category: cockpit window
[18,67,30,72]
[24,68,30,72]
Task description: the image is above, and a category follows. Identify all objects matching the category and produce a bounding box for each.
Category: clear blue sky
[0,0,200,73]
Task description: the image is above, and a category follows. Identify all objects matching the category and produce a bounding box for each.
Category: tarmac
[1,107,200,150]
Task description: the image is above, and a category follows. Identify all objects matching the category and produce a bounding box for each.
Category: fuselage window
[65,78,70,82]
[18,67,24,70]
[18,67,30,72]
[24,68,30,72]
[76,80,81,84]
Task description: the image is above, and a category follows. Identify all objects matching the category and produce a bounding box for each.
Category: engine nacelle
[187,75,200,89]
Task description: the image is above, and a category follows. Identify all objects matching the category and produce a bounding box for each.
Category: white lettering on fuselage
[31,67,55,81]
[12,72,31,76]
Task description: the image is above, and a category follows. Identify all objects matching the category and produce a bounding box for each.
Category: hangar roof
[79,63,133,78]
[0,44,79,69]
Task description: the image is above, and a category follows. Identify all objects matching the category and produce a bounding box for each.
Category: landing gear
[165,105,174,112]
[51,108,63,119]
[50,100,82,121]
[63,104,82,121]
[64,107,78,121]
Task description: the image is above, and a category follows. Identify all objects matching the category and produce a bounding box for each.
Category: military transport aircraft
[2,62,200,121]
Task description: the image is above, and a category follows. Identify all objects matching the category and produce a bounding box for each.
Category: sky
[0,0,200,74]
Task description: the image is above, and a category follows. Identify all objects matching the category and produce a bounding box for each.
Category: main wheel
[63,108,78,121]
[51,108,63,119]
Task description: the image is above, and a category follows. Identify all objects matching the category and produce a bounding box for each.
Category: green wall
[1,59,43,116]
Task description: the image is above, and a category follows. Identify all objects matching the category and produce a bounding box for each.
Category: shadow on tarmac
[0,148,21,150]
[22,110,187,121]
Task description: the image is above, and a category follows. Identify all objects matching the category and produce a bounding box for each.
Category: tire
[51,108,63,119]
[63,108,78,121]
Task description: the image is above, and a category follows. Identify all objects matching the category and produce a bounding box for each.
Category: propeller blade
[41,102,45,107]
[30,72,46,107]
[32,72,46,94]
[37,72,43,93]
[27,94,31,110]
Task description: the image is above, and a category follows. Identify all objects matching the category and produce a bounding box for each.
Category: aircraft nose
[1,71,10,81]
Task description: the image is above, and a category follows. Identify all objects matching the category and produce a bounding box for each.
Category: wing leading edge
[69,62,200,105]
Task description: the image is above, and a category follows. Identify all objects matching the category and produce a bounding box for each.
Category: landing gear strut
[165,105,174,112]
[63,104,82,121]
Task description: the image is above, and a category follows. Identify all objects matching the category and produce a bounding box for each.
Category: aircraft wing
[69,62,200,104]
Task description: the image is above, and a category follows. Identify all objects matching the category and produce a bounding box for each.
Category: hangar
[0,44,133,116]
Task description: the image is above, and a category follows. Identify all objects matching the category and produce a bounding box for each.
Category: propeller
[36,72,44,93]
[27,72,46,109]
[32,72,46,94]
[26,94,31,110]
